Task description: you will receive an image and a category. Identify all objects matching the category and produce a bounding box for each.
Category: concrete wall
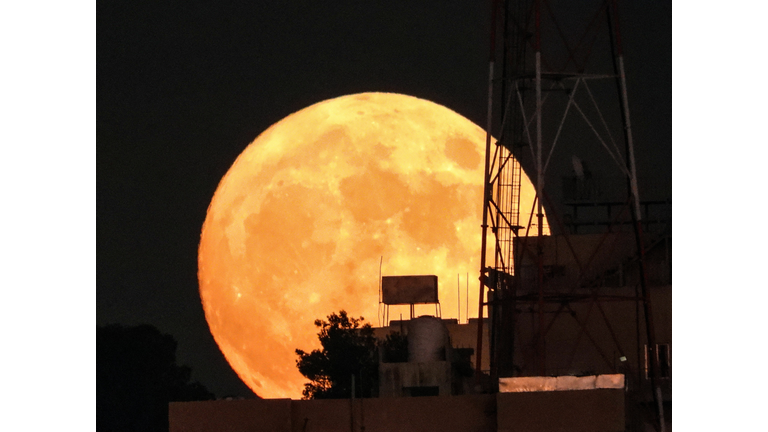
[291,395,496,432]
[291,399,351,432]
[509,285,671,389]
[373,318,490,372]
[170,390,624,432]
[378,361,452,397]
[171,395,495,432]
[169,398,291,432]
[515,233,639,292]
[356,395,496,432]
[446,319,491,372]
[497,389,625,432]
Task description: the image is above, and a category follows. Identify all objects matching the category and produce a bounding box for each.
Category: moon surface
[198,92,541,399]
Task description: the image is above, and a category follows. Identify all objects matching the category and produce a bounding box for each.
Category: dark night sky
[97,1,671,399]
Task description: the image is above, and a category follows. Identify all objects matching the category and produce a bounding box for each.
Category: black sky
[97,1,671,398]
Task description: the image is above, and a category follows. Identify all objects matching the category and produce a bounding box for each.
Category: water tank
[407,316,449,362]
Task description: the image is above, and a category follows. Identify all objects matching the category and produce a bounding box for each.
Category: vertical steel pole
[618,56,641,222]
[535,0,546,377]
[476,56,493,378]
[477,0,502,379]
[609,2,664,430]
[458,274,461,324]
[350,374,355,432]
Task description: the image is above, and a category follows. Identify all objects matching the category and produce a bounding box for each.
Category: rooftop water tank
[407,316,449,362]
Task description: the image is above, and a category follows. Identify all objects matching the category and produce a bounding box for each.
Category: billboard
[382,275,438,305]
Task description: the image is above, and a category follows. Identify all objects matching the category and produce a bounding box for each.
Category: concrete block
[595,374,625,389]
[555,375,596,390]
[498,376,556,392]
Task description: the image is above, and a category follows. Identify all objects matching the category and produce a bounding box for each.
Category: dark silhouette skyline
[97,324,215,431]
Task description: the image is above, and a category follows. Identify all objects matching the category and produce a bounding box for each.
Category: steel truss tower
[474,1,666,430]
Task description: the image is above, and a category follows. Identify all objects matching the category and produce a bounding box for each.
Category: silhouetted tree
[97,324,214,432]
[295,311,378,399]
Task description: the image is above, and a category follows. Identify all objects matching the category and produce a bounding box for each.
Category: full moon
[199,92,542,399]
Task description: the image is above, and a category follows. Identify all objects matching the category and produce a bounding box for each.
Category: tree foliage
[295,311,379,399]
[97,324,214,432]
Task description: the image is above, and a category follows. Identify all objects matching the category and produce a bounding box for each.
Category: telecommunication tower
[475,1,667,430]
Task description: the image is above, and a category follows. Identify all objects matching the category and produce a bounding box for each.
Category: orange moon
[198,92,541,399]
